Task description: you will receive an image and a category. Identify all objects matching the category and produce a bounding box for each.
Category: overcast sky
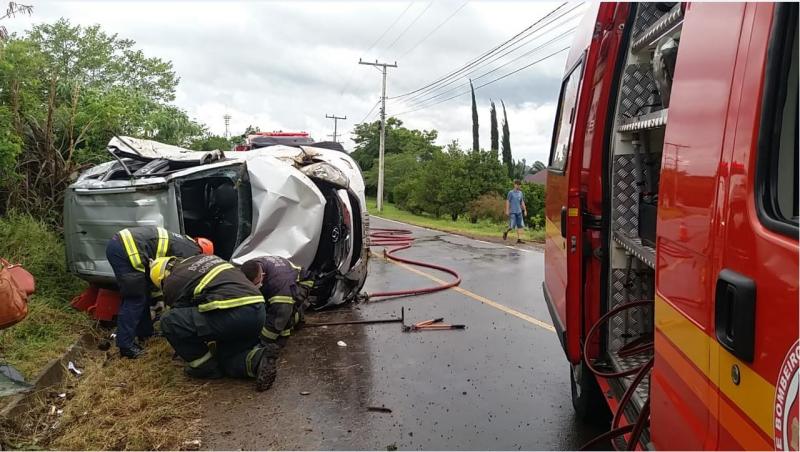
[7,1,587,164]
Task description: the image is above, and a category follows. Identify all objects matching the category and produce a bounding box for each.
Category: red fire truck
[233,131,315,152]
[543,2,798,449]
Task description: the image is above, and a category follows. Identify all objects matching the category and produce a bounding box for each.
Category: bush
[520,182,546,229]
[467,193,506,223]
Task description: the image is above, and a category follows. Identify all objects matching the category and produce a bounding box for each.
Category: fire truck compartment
[601,2,684,415]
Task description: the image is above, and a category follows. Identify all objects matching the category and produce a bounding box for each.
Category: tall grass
[0,212,91,377]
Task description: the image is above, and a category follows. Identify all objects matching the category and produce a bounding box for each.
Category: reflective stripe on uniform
[299,280,314,288]
[280,329,291,337]
[156,227,169,258]
[261,327,280,340]
[193,263,234,296]
[245,345,261,378]
[268,295,294,304]
[197,295,264,312]
[189,350,213,368]
[119,229,145,272]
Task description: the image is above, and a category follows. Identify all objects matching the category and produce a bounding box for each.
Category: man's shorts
[509,212,525,229]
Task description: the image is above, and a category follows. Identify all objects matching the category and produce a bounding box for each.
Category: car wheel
[570,360,610,424]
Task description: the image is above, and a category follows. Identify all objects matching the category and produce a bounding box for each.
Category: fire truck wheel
[570,361,610,423]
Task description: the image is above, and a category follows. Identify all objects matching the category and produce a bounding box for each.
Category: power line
[364,2,414,57]
[397,25,576,111]
[391,46,569,116]
[389,2,570,100]
[357,100,380,124]
[383,1,433,53]
[398,1,469,59]
[338,2,413,97]
[394,2,582,103]
[398,6,581,105]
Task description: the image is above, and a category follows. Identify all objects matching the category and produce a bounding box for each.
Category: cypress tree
[470,79,479,152]
[501,100,512,178]
[490,100,499,152]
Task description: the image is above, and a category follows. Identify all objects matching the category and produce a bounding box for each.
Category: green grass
[366,198,546,243]
[0,212,92,378]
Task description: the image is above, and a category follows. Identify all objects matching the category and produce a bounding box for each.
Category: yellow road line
[372,252,555,333]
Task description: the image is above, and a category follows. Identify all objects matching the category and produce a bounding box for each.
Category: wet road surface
[201,217,606,450]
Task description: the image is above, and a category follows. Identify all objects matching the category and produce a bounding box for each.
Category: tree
[0,2,33,41]
[0,19,205,223]
[470,79,479,152]
[510,158,528,180]
[501,100,512,178]
[531,160,546,173]
[243,124,260,136]
[363,152,422,204]
[190,134,232,152]
[490,100,499,152]
[350,117,439,175]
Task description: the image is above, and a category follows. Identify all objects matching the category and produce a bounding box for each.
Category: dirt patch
[1,336,205,450]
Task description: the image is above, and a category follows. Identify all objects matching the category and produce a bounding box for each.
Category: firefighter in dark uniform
[241,255,313,385]
[149,255,275,390]
[105,226,214,359]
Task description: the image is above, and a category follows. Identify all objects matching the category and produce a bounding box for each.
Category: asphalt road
[201,217,606,450]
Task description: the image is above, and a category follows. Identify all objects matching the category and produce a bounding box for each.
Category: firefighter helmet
[149,256,175,289]
[195,237,214,255]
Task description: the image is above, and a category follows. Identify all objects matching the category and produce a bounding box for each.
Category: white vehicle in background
[63,136,369,308]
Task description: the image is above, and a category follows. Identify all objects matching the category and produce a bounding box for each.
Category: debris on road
[300,391,310,395]
[337,341,347,347]
[367,406,392,413]
[182,439,202,450]
[66,361,82,375]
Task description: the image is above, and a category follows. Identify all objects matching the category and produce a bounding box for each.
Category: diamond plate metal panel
[612,154,662,238]
[608,269,654,351]
[631,3,674,41]
[616,351,653,408]
[613,155,638,236]
[619,64,660,120]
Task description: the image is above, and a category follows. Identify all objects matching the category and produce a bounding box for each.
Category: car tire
[570,360,610,424]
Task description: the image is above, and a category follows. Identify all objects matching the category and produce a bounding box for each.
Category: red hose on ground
[366,227,462,300]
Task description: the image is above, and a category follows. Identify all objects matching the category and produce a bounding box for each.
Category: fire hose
[365,227,462,300]
[580,299,654,451]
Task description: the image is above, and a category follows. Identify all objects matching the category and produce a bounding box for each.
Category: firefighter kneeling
[149,255,277,391]
[241,256,312,386]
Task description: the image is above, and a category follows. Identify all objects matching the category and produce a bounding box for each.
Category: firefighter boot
[119,343,145,359]
[256,343,280,392]
[184,357,224,379]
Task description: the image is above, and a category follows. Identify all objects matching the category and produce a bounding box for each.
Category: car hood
[228,151,325,268]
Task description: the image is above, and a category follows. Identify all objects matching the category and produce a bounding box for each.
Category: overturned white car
[63,136,369,308]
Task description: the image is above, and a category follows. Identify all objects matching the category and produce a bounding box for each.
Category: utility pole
[359,59,397,213]
[223,113,231,139]
[325,114,347,143]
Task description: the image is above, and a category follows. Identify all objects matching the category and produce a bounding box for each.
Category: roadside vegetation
[367,198,546,243]
[353,116,548,243]
[0,15,211,450]
[0,213,91,378]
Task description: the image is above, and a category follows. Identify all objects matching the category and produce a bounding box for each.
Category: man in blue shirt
[503,179,528,244]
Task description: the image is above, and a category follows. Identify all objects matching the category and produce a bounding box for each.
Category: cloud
[7,0,580,162]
